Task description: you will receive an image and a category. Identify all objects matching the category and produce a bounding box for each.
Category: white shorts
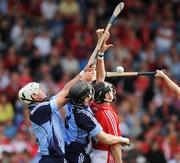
[90,149,115,163]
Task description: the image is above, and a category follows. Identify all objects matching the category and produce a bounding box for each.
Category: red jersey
[90,101,121,151]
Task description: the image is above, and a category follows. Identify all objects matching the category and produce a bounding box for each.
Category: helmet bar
[20,92,47,103]
[20,97,46,103]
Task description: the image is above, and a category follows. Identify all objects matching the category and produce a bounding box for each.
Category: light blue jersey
[64,103,102,145]
[64,103,102,163]
[28,97,65,157]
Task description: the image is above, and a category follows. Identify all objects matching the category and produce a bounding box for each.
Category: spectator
[10,17,27,48]
[41,0,57,20]
[0,94,14,123]
[4,120,17,139]
[58,0,80,18]
[0,0,7,14]
[145,141,166,163]
[155,21,174,54]
[61,49,80,76]
[33,30,52,57]
[0,61,10,91]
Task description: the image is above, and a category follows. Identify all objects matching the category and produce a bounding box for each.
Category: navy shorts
[39,155,65,163]
[65,142,91,163]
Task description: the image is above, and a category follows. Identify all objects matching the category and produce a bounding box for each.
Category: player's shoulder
[29,101,50,115]
[92,102,113,112]
[76,107,93,117]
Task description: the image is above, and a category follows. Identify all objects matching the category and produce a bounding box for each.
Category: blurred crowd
[0,0,179,162]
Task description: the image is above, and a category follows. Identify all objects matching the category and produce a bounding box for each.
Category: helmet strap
[20,97,48,103]
[104,98,113,102]
[103,91,114,103]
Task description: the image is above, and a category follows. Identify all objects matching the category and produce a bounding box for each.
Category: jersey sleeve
[50,96,66,120]
[74,110,102,137]
[30,96,58,115]
[49,96,58,112]
[30,101,51,124]
[30,101,51,115]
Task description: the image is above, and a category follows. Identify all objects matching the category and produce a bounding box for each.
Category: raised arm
[155,70,180,98]
[55,29,112,108]
[96,29,113,82]
[55,71,84,108]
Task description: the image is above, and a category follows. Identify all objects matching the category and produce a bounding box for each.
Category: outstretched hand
[96,29,113,53]
[155,69,167,79]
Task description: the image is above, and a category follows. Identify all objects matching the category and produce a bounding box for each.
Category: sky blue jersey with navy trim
[28,96,65,156]
[64,103,102,145]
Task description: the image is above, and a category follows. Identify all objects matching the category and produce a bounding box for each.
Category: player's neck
[103,102,111,105]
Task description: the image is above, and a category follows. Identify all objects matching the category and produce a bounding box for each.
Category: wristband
[98,51,104,57]
[80,70,85,76]
[98,52,104,60]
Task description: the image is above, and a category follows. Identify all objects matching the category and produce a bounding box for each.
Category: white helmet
[18,82,40,104]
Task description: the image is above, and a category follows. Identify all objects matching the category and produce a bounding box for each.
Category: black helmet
[68,80,94,105]
[93,81,116,103]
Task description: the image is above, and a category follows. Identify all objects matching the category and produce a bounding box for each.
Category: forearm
[62,72,84,94]
[56,72,84,107]
[96,131,129,145]
[96,52,106,82]
[156,70,180,98]
[163,75,180,97]
[110,144,123,163]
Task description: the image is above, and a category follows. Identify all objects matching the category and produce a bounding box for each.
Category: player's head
[93,81,116,103]
[68,80,94,106]
[18,82,48,105]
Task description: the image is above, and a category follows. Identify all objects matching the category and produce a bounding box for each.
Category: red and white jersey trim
[104,110,118,136]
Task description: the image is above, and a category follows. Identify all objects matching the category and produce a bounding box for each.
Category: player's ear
[84,96,91,103]
[105,93,109,100]
[31,93,38,99]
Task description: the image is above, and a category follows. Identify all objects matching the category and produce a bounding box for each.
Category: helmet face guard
[93,82,116,103]
[110,84,116,101]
